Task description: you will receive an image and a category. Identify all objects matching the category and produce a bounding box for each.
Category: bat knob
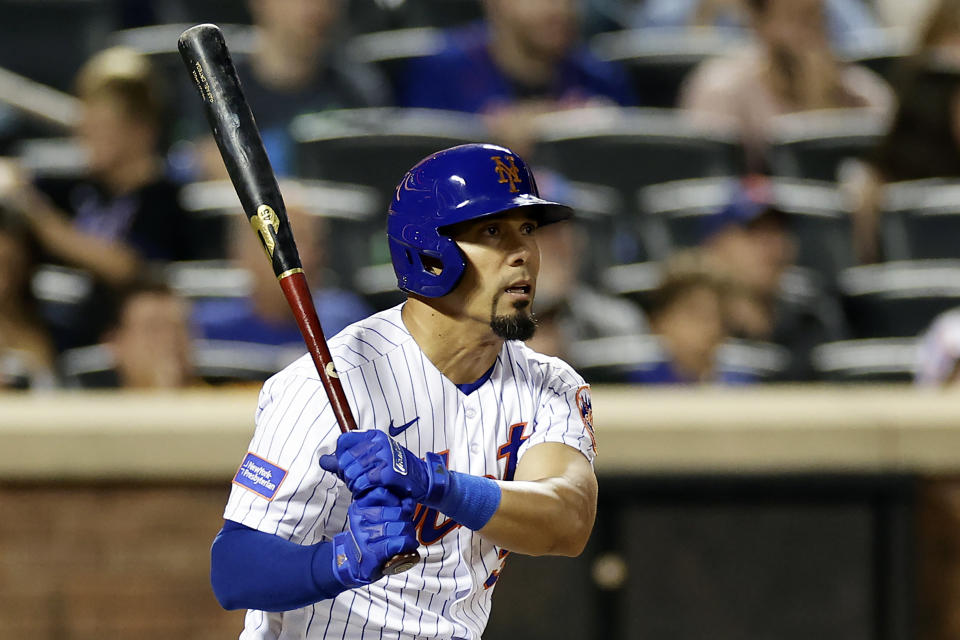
[382,550,420,576]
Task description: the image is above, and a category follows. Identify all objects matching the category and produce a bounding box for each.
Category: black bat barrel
[177,23,302,278]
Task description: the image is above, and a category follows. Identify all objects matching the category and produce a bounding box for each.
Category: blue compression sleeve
[210,520,346,611]
[436,472,502,531]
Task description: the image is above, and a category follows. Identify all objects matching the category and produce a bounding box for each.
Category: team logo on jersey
[233,452,287,500]
[491,155,521,193]
[576,386,593,431]
[575,385,597,453]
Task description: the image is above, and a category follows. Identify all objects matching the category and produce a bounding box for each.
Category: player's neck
[401,300,502,385]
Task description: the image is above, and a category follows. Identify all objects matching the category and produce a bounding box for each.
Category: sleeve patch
[233,452,288,501]
[575,385,597,453]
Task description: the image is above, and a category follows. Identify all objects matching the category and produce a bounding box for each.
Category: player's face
[449,209,541,340]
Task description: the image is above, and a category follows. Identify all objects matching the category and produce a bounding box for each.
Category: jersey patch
[233,452,287,501]
[576,386,594,433]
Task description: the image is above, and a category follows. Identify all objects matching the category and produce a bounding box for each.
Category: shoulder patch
[233,452,287,501]
[575,385,597,453]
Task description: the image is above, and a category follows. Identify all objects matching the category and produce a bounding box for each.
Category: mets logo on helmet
[491,155,521,193]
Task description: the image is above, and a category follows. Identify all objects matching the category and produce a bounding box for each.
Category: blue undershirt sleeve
[210,519,346,612]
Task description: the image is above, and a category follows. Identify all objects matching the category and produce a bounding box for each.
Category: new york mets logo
[250,204,280,257]
[491,155,521,193]
[576,385,597,453]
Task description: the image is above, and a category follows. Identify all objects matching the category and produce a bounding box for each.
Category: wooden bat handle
[278,271,420,576]
[278,271,356,433]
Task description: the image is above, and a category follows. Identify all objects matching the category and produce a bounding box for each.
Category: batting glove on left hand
[332,487,418,588]
[320,430,449,505]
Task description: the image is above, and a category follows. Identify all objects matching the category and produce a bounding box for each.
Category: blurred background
[3,0,960,637]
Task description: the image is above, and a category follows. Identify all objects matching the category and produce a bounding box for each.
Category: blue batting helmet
[387,143,573,297]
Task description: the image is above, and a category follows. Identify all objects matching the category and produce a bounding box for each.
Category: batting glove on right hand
[331,487,418,589]
[320,430,449,505]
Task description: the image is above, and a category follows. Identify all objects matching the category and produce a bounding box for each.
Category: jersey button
[465,408,476,419]
[470,443,480,454]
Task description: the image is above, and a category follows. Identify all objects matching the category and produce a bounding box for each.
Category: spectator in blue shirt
[400,0,636,155]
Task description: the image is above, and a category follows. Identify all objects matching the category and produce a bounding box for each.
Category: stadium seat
[344,27,446,99]
[403,0,484,29]
[589,27,745,108]
[768,109,887,182]
[30,264,103,351]
[13,137,87,179]
[0,0,115,93]
[881,179,960,261]
[164,260,252,299]
[600,260,663,311]
[108,23,256,138]
[552,180,624,276]
[532,107,744,205]
[810,338,916,382]
[59,340,304,387]
[638,177,854,280]
[839,28,910,83]
[177,178,380,285]
[291,107,488,206]
[568,334,790,384]
[156,0,253,25]
[839,260,960,338]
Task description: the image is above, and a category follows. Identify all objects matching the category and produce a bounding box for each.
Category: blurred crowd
[2,0,960,390]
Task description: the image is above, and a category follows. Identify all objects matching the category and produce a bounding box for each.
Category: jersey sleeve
[519,362,597,465]
[223,369,348,544]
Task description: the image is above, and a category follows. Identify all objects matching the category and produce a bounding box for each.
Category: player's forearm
[210,520,346,611]
[478,475,596,557]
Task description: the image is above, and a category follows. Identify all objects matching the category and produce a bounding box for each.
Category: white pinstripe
[223,304,596,639]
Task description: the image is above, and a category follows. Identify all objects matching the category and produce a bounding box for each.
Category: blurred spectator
[631,0,883,51]
[188,0,391,178]
[626,250,750,384]
[916,308,960,386]
[399,0,636,155]
[524,219,647,363]
[62,280,197,389]
[106,281,196,389]
[192,203,371,346]
[679,0,894,171]
[0,208,55,389]
[0,47,191,349]
[846,0,960,263]
[699,176,843,379]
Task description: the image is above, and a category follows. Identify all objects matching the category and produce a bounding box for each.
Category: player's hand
[320,431,449,504]
[331,487,418,588]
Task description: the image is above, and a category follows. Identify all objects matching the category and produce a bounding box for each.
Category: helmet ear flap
[387,232,466,297]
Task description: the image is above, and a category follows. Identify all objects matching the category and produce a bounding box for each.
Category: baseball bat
[178,23,419,576]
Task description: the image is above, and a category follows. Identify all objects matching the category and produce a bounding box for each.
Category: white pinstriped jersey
[224,303,597,640]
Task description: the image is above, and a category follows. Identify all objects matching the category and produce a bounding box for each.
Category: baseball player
[211,143,598,639]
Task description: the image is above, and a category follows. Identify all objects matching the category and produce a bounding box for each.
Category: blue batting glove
[320,430,449,504]
[331,487,418,588]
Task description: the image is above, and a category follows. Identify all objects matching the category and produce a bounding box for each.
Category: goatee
[490,302,538,341]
